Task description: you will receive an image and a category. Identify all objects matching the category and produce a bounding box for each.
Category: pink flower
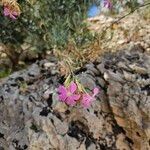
[3,6,19,20]
[81,87,99,108]
[103,0,112,9]
[58,82,80,106]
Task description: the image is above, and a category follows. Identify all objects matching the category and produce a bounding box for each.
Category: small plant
[0,68,11,78]
[0,0,149,75]
[57,76,99,108]
[0,0,91,70]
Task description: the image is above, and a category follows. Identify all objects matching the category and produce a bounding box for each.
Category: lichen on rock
[0,45,149,150]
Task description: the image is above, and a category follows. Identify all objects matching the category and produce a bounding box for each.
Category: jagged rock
[98,47,150,150]
[0,46,149,150]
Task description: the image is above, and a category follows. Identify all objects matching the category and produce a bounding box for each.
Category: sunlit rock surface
[87,8,150,53]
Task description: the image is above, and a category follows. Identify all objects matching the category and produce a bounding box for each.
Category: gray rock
[0,45,149,150]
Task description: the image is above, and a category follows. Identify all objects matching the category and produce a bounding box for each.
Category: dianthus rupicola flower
[103,0,112,9]
[3,5,19,19]
[58,82,80,106]
[81,87,99,108]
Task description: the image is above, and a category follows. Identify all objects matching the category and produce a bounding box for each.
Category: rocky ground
[87,7,150,53]
[0,45,149,150]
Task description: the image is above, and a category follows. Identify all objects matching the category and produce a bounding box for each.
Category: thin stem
[100,2,150,38]
[114,2,150,24]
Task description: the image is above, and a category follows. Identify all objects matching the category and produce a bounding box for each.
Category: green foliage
[0,0,148,72]
[0,0,94,71]
[0,0,90,51]
[0,68,11,78]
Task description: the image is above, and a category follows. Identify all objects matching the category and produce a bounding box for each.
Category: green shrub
[0,0,92,69]
[0,0,90,50]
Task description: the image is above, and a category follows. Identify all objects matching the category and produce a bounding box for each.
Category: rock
[43,89,51,100]
[129,64,147,74]
[104,71,124,83]
[97,77,106,88]
[85,63,99,75]
[101,47,150,150]
[78,73,96,90]
[123,71,136,81]
[43,62,55,69]
[97,63,105,74]
[27,64,40,77]
[87,9,150,53]
[0,62,127,150]
[0,46,149,149]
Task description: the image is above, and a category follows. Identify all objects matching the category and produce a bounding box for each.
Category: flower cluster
[103,0,112,9]
[2,0,20,19]
[3,5,19,19]
[58,82,99,108]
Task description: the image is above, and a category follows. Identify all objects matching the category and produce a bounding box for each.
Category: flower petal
[58,85,67,94]
[72,94,80,100]
[12,11,18,16]
[69,82,77,93]
[93,87,99,97]
[66,96,76,106]
[3,7,10,16]
[59,94,67,102]
[10,14,17,20]
[58,85,68,102]
[81,94,93,108]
